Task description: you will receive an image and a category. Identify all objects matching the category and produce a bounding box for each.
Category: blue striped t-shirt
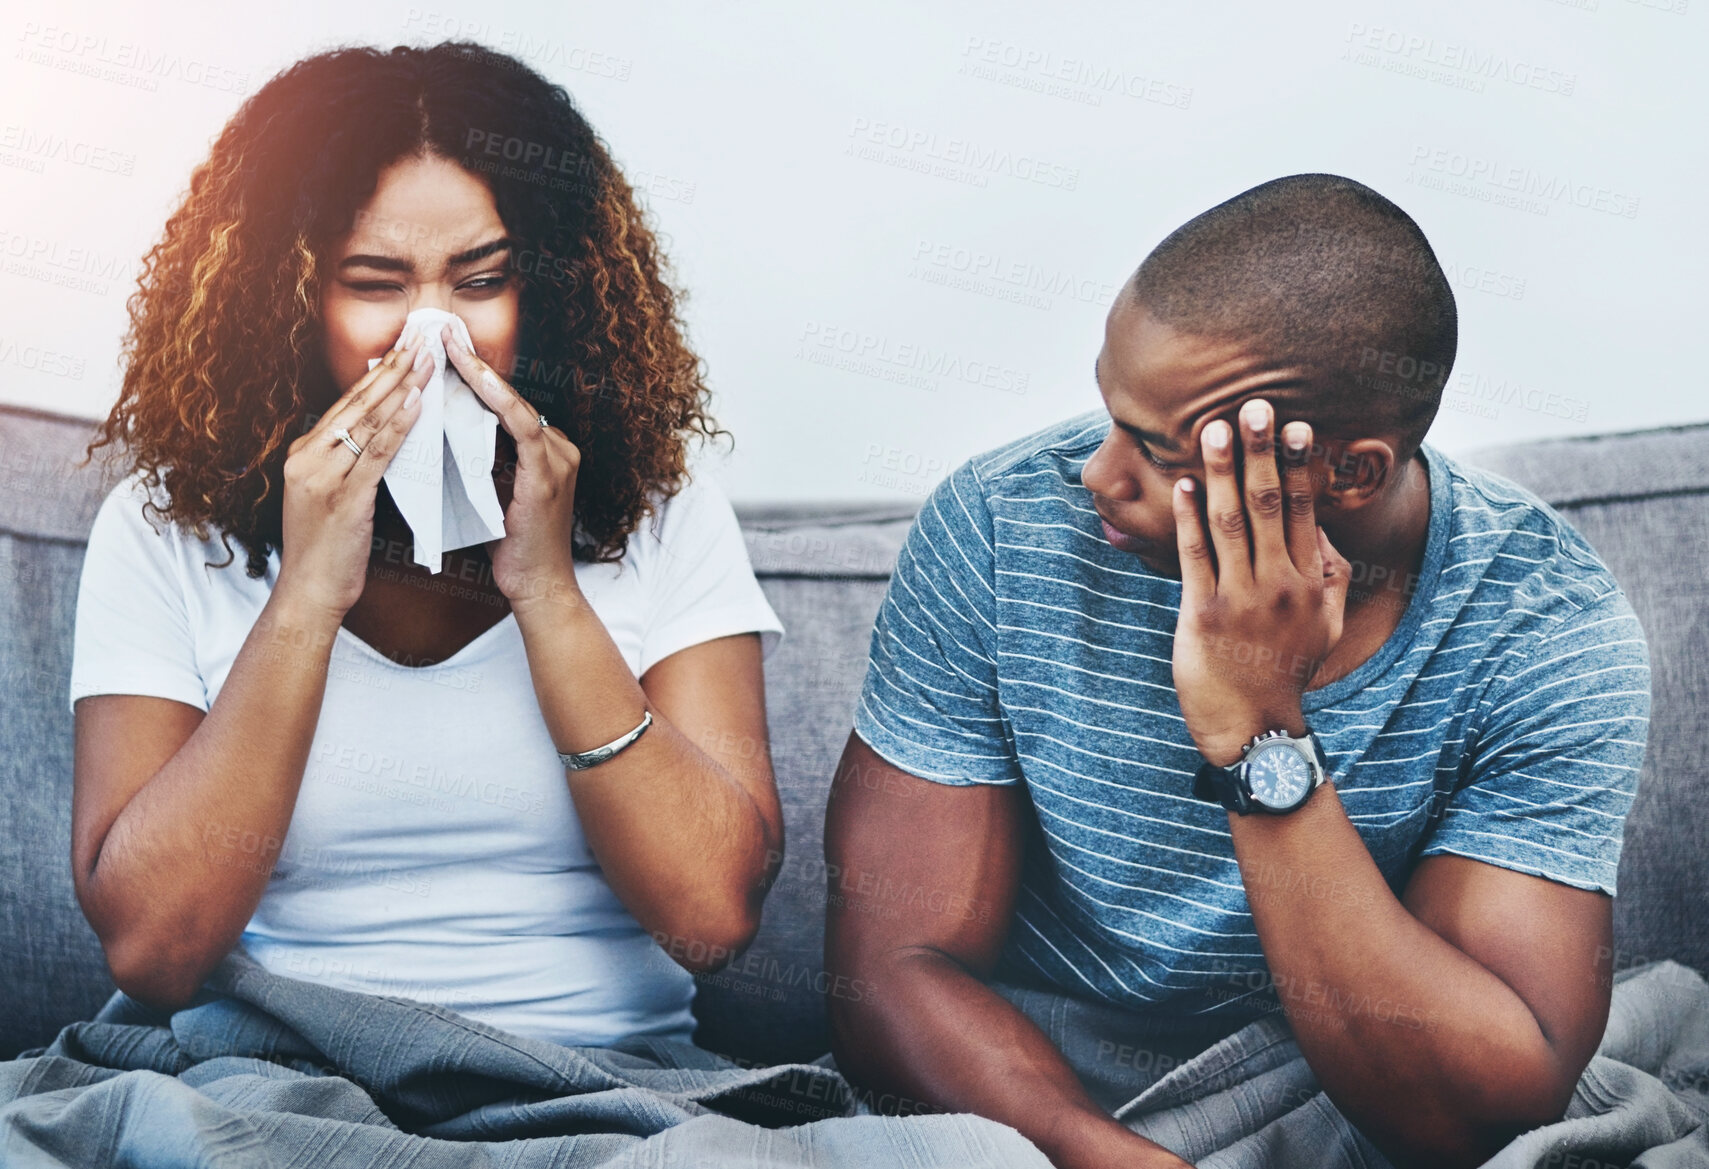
[853,410,1651,1024]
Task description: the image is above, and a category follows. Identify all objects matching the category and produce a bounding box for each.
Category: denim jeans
[987,976,1397,1168]
[986,963,1709,1169]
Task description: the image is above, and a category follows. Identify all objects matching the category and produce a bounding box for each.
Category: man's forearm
[830,948,1191,1169]
[1226,782,1567,1166]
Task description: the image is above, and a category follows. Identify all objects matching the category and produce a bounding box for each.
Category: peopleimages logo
[796,322,1030,395]
[1445,368,1592,423]
[858,443,953,499]
[0,335,86,380]
[957,36,1193,110]
[1407,145,1640,219]
[846,117,1079,191]
[14,23,251,93]
[909,239,1120,312]
[400,10,633,81]
[1440,259,1527,301]
[0,124,136,175]
[1343,23,1578,96]
[0,231,132,296]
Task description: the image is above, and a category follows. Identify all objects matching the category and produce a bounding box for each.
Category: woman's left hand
[441,324,582,608]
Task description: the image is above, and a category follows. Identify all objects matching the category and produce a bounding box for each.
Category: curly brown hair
[79,40,725,577]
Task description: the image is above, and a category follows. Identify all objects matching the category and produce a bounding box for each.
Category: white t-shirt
[68,467,784,1047]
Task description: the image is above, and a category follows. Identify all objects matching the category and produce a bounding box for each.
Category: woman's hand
[276,327,433,619]
[441,324,583,609]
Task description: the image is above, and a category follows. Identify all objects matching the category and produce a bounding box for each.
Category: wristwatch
[1193,729,1330,815]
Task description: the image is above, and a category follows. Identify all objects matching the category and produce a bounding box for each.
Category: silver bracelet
[556,710,652,771]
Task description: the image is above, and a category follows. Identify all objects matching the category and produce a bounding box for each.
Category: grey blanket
[988,958,1709,1167]
[4,950,1706,1167]
[0,947,1049,1168]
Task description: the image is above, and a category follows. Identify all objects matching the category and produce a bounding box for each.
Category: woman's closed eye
[342,274,512,295]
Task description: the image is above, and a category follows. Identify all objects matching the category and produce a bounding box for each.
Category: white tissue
[365,307,507,573]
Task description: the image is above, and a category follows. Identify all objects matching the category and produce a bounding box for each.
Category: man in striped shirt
[823,174,1650,1169]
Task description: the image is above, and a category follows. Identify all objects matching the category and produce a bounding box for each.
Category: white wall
[4,0,1703,503]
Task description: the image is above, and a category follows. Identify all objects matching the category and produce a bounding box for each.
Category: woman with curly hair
[65,40,785,1048]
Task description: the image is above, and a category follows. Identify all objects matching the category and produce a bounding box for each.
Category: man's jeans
[834,962,1709,1168]
[988,977,1397,1168]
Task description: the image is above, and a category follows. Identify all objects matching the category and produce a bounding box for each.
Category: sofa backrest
[2,402,1705,1065]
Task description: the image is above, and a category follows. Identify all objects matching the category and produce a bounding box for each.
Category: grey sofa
[3,401,1706,1071]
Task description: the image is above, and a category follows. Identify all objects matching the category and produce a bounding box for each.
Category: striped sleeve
[852,462,1023,785]
[1419,589,1651,895]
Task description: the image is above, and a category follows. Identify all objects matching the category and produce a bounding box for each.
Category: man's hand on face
[1169,398,1352,767]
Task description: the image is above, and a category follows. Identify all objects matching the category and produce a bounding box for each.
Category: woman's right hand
[276,326,433,619]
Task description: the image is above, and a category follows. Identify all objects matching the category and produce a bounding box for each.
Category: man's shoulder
[1432,444,1630,618]
[915,410,1106,540]
[964,408,1110,486]
[904,411,1124,601]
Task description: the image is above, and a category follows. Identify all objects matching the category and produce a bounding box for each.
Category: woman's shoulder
[624,471,741,560]
[96,466,227,549]
[93,466,181,542]
[87,465,246,588]
[618,470,781,669]
[595,470,763,604]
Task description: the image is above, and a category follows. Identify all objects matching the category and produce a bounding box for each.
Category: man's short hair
[1124,173,1458,457]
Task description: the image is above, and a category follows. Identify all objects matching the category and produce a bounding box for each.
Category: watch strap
[1194,757,1252,814]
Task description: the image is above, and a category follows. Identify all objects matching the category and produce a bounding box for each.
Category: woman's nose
[407,296,454,315]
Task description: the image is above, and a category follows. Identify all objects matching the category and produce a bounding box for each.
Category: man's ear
[1316,438,1398,513]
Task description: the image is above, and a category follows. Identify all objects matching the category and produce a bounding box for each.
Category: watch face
[1246,740,1313,809]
